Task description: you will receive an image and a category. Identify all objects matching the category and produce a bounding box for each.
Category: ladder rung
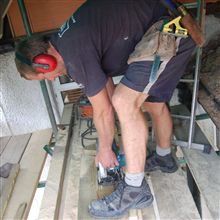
[179,79,194,83]
[172,114,209,121]
[184,2,198,9]
[172,114,191,120]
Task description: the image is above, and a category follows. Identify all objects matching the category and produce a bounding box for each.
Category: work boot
[145,152,178,173]
[88,178,153,218]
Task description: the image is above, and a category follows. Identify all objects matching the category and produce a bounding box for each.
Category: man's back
[51,0,167,96]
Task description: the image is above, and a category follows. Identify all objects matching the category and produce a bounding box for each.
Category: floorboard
[149,170,201,220]
[0,134,31,202]
[3,129,52,219]
[0,134,31,166]
[60,118,200,220]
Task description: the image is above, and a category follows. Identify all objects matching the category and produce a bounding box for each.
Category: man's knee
[112,92,139,117]
[143,102,167,117]
[112,93,129,114]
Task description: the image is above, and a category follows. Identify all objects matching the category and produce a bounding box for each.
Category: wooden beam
[60,103,74,126]
[58,117,83,219]
[39,105,74,219]
[3,129,52,219]
[172,105,220,220]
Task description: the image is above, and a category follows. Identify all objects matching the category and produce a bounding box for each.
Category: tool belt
[128,19,177,64]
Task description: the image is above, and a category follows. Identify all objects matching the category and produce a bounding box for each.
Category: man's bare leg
[88,84,154,217]
[143,102,178,173]
[112,84,148,173]
[143,102,172,148]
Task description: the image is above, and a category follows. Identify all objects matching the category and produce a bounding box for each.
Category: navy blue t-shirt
[50,0,168,96]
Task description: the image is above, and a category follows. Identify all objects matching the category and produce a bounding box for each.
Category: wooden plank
[78,150,157,220]
[58,118,82,219]
[39,125,71,218]
[0,134,31,199]
[183,149,220,219]
[60,103,74,125]
[0,164,19,219]
[60,117,200,219]
[3,129,52,219]
[0,136,11,155]
[149,170,200,220]
[172,105,220,220]
[77,149,99,220]
[60,120,156,220]
[0,133,31,166]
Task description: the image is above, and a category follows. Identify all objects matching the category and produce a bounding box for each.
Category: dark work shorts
[120,37,196,102]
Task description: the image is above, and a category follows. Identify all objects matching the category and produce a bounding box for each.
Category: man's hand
[95,148,119,169]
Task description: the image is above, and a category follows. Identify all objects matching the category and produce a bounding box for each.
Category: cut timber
[63,89,84,104]
[172,105,220,220]
[2,129,52,219]
[58,115,82,219]
[39,105,74,219]
[0,163,19,219]
[38,128,70,219]
[60,103,74,125]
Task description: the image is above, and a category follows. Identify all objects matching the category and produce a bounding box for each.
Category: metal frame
[17,0,58,135]
[172,0,212,153]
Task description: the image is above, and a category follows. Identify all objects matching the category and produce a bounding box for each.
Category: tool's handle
[175,3,205,47]
[180,13,205,47]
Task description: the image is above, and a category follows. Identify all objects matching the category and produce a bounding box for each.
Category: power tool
[97,140,126,186]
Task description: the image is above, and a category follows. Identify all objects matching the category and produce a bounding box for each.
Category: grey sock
[156,145,171,156]
[125,172,145,187]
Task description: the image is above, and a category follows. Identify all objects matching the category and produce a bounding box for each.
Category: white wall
[0,52,51,137]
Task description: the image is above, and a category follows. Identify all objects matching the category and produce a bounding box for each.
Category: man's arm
[88,85,119,168]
